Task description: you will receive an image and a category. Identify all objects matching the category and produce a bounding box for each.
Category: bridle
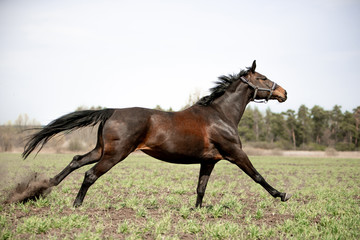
[240,76,277,103]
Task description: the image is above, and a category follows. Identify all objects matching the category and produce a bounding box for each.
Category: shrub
[325,147,338,156]
[335,142,356,151]
[299,143,327,151]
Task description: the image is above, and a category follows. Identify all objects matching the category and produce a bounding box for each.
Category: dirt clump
[4,172,53,204]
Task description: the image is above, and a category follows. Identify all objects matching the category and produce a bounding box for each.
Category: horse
[22,60,291,208]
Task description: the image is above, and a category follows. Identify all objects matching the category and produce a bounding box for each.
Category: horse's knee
[197,179,207,196]
[83,169,98,186]
[254,174,264,184]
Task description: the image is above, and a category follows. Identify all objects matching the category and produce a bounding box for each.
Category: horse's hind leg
[49,147,102,186]
[73,144,133,207]
[49,124,105,186]
[72,113,151,207]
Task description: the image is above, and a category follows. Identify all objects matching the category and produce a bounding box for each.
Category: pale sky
[1,0,359,124]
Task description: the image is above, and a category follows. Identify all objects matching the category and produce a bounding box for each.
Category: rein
[240,76,277,103]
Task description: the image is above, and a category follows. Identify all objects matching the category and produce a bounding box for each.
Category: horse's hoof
[73,201,82,208]
[281,193,292,202]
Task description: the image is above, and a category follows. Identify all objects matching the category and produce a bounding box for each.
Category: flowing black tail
[22,109,115,159]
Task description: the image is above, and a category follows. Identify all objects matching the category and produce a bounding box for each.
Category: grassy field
[0,152,359,239]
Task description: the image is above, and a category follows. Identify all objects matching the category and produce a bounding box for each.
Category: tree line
[238,105,360,151]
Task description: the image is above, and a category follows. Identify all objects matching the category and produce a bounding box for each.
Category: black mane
[197,69,249,106]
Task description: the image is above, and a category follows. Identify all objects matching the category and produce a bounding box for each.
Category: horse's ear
[250,60,256,73]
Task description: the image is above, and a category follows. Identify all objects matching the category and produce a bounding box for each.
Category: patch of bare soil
[4,172,53,204]
[282,150,360,158]
[243,147,360,158]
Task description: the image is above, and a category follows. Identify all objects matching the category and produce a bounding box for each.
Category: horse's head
[241,60,287,103]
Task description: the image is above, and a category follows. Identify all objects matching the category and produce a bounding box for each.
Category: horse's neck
[212,84,251,126]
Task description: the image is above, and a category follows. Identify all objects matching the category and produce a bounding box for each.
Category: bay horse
[23,60,291,208]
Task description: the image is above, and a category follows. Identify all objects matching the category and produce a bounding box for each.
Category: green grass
[0,153,359,239]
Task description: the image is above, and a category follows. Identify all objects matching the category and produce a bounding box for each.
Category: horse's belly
[136,120,223,163]
[140,145,222,164]
[140,149,199,164]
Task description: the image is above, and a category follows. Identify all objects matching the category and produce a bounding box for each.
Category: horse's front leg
[225,146,291,202]
[195,163,215,208]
